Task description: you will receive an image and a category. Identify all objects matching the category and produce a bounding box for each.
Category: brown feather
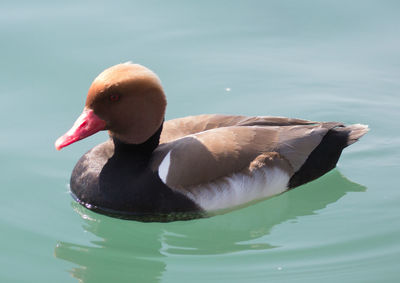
[159,114,317,144]
[152,116,344,192]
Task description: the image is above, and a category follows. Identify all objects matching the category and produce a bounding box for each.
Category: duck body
[56,63,368,221]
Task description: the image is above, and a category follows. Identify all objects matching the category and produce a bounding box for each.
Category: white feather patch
[181,167,290,212]
[158,151,171,183]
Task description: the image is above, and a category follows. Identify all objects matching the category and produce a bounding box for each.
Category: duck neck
[112,121,163,156]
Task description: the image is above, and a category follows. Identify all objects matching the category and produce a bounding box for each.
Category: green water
[1,1,399,282]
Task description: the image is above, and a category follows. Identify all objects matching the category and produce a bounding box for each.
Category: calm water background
[1,1,399,282]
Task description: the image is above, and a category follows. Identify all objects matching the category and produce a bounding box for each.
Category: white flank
[158,151,171,183]
[182,167,290,212]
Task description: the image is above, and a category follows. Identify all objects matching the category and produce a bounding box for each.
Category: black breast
[70,125,202,221]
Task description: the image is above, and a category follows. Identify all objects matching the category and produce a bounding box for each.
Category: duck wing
[160,114,317,144]
[153,120,352,191]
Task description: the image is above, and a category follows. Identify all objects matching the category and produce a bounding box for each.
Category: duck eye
[109,94,120,102]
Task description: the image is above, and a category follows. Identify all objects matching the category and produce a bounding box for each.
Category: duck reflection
[55,170,365,282]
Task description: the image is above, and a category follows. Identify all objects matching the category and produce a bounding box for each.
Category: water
[1,1,399,282]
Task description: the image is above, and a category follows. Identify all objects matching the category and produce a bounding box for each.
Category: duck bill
[55,108,106,150]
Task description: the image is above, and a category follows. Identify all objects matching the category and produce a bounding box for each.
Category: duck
[55,62,368,221]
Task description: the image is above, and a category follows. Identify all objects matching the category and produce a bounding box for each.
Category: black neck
[112,122,163,155]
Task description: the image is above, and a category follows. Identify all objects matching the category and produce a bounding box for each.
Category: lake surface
[1,1,399,282]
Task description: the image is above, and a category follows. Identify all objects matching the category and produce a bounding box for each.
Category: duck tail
[336,124,369,146]
[288,123,368,189]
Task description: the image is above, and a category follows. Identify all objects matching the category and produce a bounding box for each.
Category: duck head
[55,63,166,150]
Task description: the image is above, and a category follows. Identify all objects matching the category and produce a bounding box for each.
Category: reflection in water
[55,170,365,282]
[55,210,167,283]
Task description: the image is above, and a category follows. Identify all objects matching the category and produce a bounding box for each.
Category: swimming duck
[55,63,368,221]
